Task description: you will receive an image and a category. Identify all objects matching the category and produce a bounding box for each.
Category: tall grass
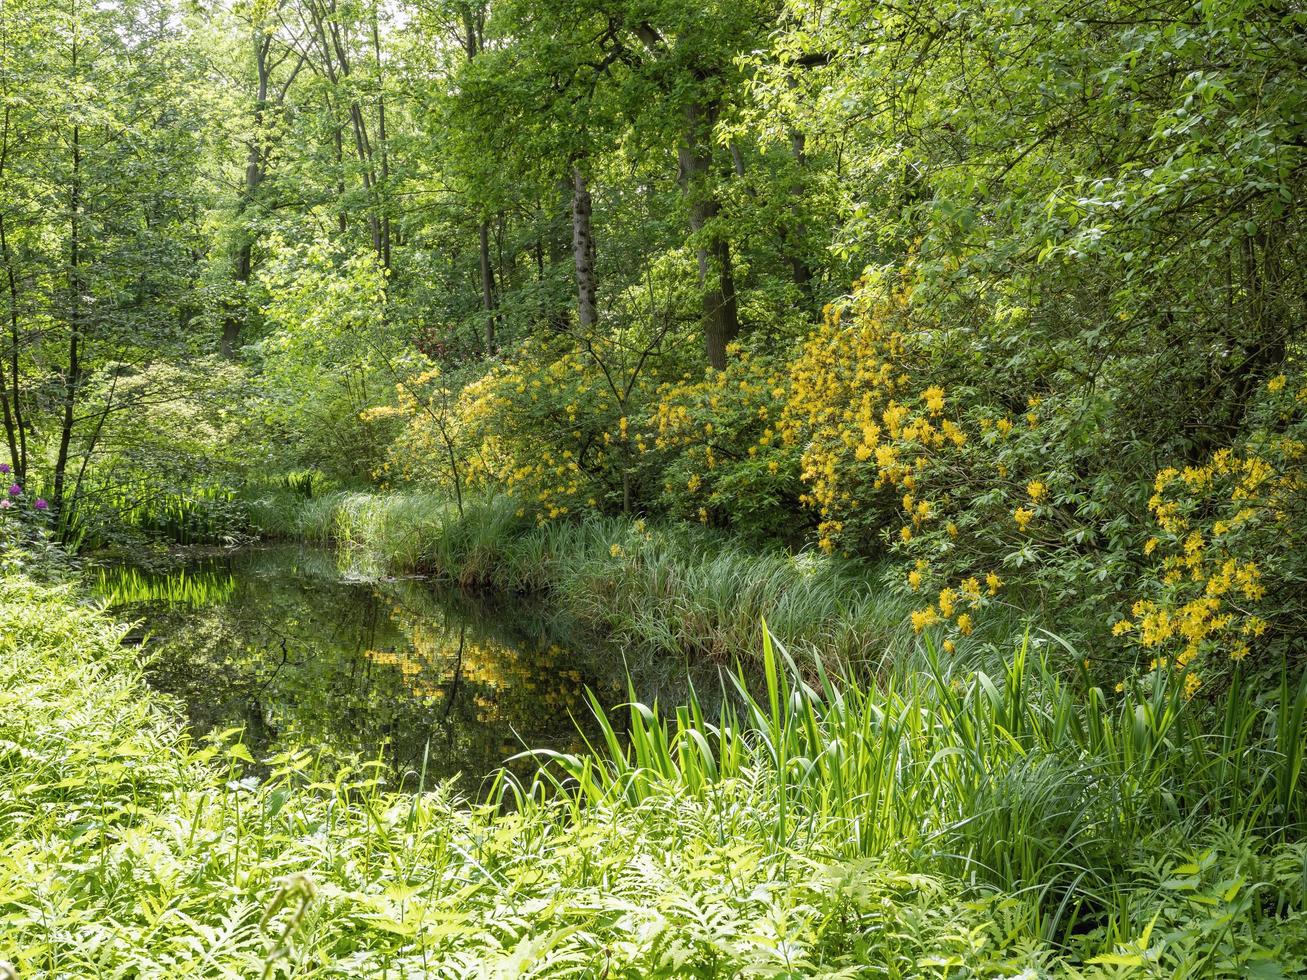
[3,573,1304,976]
[518,630,1307,952]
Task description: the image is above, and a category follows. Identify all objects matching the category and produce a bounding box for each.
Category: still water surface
[92,545,703,794]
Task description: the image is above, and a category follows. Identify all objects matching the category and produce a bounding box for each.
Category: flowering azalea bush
[361,365,470,499]
[776,275,1027,646]
[775,272,1161,653]
[1115,374,1307,692]
[452,337,663,521]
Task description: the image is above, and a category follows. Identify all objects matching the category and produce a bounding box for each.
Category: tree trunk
[787,128,814,296]
[53,112,81,520]
[0,105,28,480]
[478,220,497,350]
[0,212,26,482]
[571,165,598,331]
[370,6,391,271]
[679,100,738,370]
[222,31,272,357]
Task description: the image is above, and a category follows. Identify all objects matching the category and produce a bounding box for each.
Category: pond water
[91,545,706,795]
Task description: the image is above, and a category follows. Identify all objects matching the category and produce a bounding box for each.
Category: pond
[91,545,709,796]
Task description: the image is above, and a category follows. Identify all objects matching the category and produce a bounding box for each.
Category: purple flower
[34,498,48,511]
[7,484,19,496]
[0,463,9,475]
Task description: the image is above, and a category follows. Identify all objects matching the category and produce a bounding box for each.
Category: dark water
[92,545,703,795]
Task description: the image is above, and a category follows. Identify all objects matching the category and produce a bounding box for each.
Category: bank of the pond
[5,574,1307,976]
[244,489,948,668]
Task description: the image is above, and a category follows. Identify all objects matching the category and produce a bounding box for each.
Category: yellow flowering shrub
[779,273,1067,643]
[1116,373,1307,681]
[778,274,924,553]
[455,337,659,521]
[362,366,471,496]
[651,341,801,539]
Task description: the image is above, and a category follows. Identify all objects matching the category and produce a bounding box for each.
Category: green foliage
[253,240,405,482]
[651,340,804,542]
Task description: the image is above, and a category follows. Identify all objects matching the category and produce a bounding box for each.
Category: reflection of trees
[110,545,624,794]
[106,544,733,796]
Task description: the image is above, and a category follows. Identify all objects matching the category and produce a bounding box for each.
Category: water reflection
[92,546,697,795]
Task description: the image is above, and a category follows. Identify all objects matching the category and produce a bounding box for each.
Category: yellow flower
[1026,480,1048,504]
[947,521,959,539]
[1267,374,1286,393]
[908,569,923,591]
[900,526,912,543]
[910,605,939,633]
[943,639,956,653]
[609,543,623,558]
[923,386,945,414]
[1111,620,1133,636]
[1014,507,1034,531]
[1183,673,1201,699]
[956,613,973,635]
[1144,537,1159,555]
[986,571,1002,595]
[687,473,701,492]
[1230,642,1250,662]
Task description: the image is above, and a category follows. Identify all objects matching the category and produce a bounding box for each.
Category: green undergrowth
[3,575,1307,976]
[242,488,962,667]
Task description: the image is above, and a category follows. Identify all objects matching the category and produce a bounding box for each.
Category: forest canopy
[1,0,1304,681]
